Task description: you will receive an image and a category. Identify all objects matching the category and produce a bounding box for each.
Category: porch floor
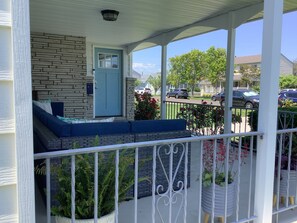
[35,141,297,223]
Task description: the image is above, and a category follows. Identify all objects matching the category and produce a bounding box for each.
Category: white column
[12,0,36,222]
[254,0,283,222]
[128,53,133,77]
[224,13,236,134]
[161,45,167,119]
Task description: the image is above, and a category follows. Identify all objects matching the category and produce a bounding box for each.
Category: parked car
[278,90,297,103]
[211,92,224,101]
[144,87,152,95]
[135,87,152,95]
[166,88,189,99]
[220,89,259,108]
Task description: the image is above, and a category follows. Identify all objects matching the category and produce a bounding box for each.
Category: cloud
[133,63,156,69]
[133,63,160,75]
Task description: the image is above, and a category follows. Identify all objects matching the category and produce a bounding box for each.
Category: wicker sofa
[33,102,191,201]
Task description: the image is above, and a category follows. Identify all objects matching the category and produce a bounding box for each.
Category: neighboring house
[200,53,294,95]
[234,54,293,75]
[1,0,296,222]
[132,69,142,79]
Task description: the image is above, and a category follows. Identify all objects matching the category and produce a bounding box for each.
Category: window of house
[98,53,119,69]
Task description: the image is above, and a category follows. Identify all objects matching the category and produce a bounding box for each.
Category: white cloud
[133,63,160,75]
[133,63,156,69]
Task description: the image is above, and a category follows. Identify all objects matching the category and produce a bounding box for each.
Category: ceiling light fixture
[101,9,119,21]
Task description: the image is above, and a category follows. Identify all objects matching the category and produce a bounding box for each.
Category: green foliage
[205,47,227,88]
[134,79,142,88]
[168,49,207,95]
[202,170,233,187]
[147,74,161,93]
[176,103,241,135]
[279,75,297,89]
[36,137,143,219]
[248,103,297,131]
[134,93,160,120]
[239,64,260,87]
[251,84,260,93]
[201,140,248,187]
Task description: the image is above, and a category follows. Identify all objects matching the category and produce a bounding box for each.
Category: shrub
[248,104,297,131]
[134,92,160,120]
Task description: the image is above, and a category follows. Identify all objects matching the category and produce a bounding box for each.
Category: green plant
[36,137,145,219]
[176,103,242,135]
[248,104,297,131]
[201,140,248,187]
[134,92,160,120]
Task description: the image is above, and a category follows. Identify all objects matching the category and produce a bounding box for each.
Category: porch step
[0,167,16,186]
[0,119,14,134]
[0,12,11,27]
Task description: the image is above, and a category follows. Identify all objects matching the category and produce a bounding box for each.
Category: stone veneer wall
[126,77,136,120]
[31,32,91,118]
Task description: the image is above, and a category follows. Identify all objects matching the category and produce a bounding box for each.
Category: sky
[132,11,297,76]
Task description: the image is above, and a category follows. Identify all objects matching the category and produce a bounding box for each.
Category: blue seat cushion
[51,102,64,117]
[130,119,187,133]
[71,121,131,136]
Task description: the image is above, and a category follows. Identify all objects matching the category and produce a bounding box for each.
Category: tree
[205,47,226,91]
[279,75,297,89]
[167,72,180,88]
[168,55,188,87]
[184,50,207,96]
[168,50,207,95]
[147,74,161,94]
[239,64,260,88]
[134,79,142,87]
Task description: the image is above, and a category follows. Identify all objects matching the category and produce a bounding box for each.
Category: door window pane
[98,53,119,69]
[112,55,118,68]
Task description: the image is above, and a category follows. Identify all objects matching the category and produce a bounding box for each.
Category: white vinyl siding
[0,0,35,222]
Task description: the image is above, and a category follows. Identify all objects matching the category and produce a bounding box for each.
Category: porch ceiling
[30,0,297,50]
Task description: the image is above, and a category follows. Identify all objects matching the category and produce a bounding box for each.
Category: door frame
[92,45,127,118]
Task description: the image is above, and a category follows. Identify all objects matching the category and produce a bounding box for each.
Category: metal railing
[166,101,297,135]
[166,101,255,135]
[273,128,297,222]
[34,131,263,223]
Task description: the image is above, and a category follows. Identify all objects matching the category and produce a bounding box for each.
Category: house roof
[235,54,293,65]
[132,70,142,79]
[235,55,262,65]
[29,0,297,51]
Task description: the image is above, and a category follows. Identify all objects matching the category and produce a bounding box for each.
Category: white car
[135,87,145,94]
[135,87,152,95]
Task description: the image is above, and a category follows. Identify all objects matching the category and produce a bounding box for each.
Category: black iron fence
[166,101,297,135]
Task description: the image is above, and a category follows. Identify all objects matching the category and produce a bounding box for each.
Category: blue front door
[94,48,122,116]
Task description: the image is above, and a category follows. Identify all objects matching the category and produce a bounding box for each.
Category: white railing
[34,132,263,223]
[273,128,297,222]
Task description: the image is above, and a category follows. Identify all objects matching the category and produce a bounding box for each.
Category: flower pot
[280,169,297,197]
[202,182,235,217]
[55,211,115,223]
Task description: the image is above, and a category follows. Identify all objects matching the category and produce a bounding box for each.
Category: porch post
[161,45,167,119]
[254,0,283,222]
[224,12,236,134]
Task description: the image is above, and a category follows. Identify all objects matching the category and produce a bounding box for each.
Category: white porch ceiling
[30,0,297,51]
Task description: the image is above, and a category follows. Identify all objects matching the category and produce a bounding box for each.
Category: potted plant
[37,137,143,223]
[201,140,248,222]
[276,133,297,205]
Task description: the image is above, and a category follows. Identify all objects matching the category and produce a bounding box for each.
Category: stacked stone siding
[31,32,91,118]
[126,77,136,120]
